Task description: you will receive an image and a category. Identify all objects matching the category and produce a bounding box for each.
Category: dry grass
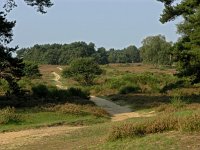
[0,107,22,124]
[39,65,63,86]
[103,63,176,75]
[108,113,200,141]
[41,103,110,118]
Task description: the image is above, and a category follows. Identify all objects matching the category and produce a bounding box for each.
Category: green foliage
[0,107,22,124]
[92,47,109,65]
[62,58,103,85]
[140,35,172,66]
[17,43,141,65]
[30,84,91,105]
[23,62,41,78]
[0,79,9,95]
[0,0,53,96]
[108,46,140,63]
[17,42,97,65]
[119,85,140,94]
[0,14,24,95]
[170,95,186,109]
[158,0,200,83]
[32,84,49,98]
[105,73,175,94]
[67,87,90,99]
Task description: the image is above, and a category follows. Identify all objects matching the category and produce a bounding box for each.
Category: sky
[6,0,181,50]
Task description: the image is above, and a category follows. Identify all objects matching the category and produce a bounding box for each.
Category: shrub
[103,72,176,94]
[18,77,33,91]
[67,87,90,99]
[170,95,186,109]
[108,123,146,141]
[0,79,9,95]
[41,103,109,117]
[145,115,179,134]
[108,114,179,141]
[0,107,22,124]
[31,84,91,105]
[108,113,200,141]
[62,57,103,85]
[119,85,140,94]
[180,113,200,132]
[32,84,49,98]
[23,62,41,78]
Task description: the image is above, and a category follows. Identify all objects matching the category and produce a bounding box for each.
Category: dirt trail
[0,126,83,150]
[51,71,155,121]
[90,96,155,121]
[0,68,155,149]
[52,67,67,89]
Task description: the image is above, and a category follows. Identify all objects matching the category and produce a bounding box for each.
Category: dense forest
[16,42,141,65]
[17,34,173,66]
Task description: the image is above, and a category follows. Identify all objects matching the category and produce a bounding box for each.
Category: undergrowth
[0,107,22,125]
[41,103,110,118]
[108,113,200,141]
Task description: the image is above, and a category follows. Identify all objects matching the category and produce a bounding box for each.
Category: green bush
[0,79,9,95]
[0,107,22,124]
[62,57,102,85]
[32,84,49,98]
[119,85,140,94]
[67,87,90,99]
[103,72,176,94]
[18,77,33,92]
[170,95,186,109]
[31,84,91,105]
[23,62,41,78]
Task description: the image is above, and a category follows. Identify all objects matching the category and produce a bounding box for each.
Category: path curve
[51,69,155,121]
[90,96,155,122]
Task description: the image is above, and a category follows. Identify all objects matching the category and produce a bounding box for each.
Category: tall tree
[140,35,172,66]
[0,0,53,95]
[158,0,200,83]
[93,47,108,65]
[124,45,140,63]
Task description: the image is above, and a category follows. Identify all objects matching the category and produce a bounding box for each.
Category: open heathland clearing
[0,63,199,150]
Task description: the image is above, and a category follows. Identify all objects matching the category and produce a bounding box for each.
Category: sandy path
[51,71,155,121]
[90,96,155,121]
[52,67,67,89]
[0,126,83,150]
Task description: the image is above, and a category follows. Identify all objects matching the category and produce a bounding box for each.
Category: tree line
[17,35,173,66]
[16,42,141,65]
[1,0,200,96]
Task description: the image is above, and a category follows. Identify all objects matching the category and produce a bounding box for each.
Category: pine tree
[0,0,53,95]
[158,0,200,83]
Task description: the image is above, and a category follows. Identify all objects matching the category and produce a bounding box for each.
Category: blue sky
[7,0,181,49]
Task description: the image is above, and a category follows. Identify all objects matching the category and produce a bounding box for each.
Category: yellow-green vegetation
[0,63,199,149]
[108,112,200,141]
[0,104,110,132]
[18,115,200,150]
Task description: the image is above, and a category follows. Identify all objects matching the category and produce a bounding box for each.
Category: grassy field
[0,104,110,132]
[0,63,200,149]
[17,116,200,150]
